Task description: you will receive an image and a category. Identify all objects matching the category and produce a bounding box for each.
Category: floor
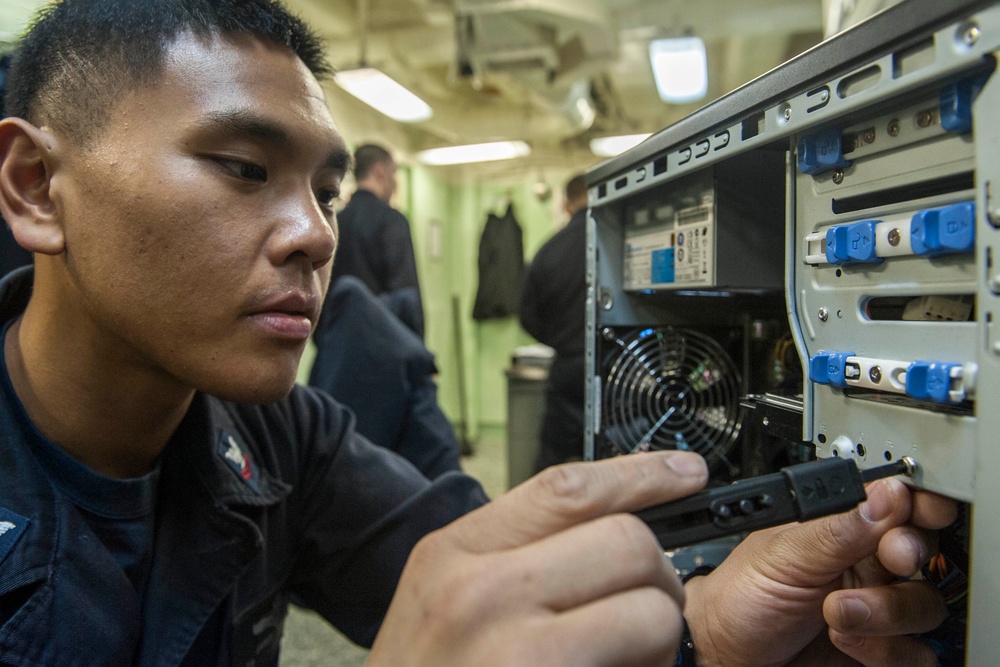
[278,425,509,666]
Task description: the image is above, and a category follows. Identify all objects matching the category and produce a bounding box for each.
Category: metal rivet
[832,169,844,184]
[818,307,829,322]
[888,228,901,246]
[869,366,882,383]
[887,119,900,137]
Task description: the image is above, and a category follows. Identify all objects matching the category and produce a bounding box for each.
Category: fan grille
[601,326,743,467]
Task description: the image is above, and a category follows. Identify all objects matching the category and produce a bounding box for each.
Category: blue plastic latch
[809,350,854,388]
[824,220,881,265]
[910,202,975,256]
[797,129,852,176]
[940,72,990,135]
[905,361,963,404]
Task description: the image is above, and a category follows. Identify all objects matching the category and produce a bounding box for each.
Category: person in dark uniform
[520,174,589,471]
[0,1,957,665]
[331,143,424,337]
[309,276,462,480]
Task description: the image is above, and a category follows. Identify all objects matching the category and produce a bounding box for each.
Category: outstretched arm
[368,451,710,666]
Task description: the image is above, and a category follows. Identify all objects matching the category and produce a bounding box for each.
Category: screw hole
[835,269,842,277]
[857,443,866,457]
[884,450,893,461]
[818,433,827,444]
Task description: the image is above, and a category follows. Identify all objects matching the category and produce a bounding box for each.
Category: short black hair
[565,173,587,203]
[353,144,394,180]
[5,0,331,146]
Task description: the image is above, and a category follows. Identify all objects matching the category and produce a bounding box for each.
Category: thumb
[759,478,913,586]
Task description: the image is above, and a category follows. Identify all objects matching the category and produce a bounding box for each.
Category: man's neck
[4,310,195,479]
[355,179,387,202]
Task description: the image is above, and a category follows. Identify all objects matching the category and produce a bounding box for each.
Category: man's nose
[270,193,336,271]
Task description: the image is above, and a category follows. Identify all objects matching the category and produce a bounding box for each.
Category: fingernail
[859,480,892,522]
[835,633,864,647]
[663,452,707,479]
[839,598,872,628]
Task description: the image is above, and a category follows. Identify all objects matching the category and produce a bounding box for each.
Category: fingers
[827,632,940,667]
[502,513,683,612]
[446,451,708,552]
[758,478,912,586]
[551,587,684,667]
[825,580,946,667]
[910,490,958,530]
[876,524,937,577]
[824,580,946,636]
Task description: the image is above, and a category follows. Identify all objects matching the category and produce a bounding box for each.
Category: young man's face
[47,32,348,402]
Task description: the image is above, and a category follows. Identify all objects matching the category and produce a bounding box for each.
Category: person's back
[330,144,423,337]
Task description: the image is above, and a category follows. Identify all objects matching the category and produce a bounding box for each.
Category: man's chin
[203,374,299,405]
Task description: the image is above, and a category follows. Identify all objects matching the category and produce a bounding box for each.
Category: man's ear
[0,117,66,255]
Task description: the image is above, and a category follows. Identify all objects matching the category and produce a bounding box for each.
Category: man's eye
[219,159,267,182]
[316,189,340,207]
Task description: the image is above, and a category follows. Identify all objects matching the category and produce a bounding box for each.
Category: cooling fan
[600,326,744,469]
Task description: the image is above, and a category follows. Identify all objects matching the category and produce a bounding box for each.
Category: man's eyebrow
[195,110,350,172]
[196,109,290,145]
[325,147,352,173]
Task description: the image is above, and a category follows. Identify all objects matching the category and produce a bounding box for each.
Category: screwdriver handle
[636,457,906,551]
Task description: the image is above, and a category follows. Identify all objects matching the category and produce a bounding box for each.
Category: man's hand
[683,478,958,667]
[368,451,710,666]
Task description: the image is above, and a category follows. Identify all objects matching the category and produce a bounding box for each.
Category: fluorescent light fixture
[335,67,433,123]
[417,141,531,166]
[590,133,652,157]
[649,36,708,104]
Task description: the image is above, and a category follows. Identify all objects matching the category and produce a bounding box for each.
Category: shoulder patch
[0,508,29,566]
[216,430,261,493]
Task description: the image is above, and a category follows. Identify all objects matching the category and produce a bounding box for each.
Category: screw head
[887,119,900,137]
[862,128,875,144]
[818,307,829,322]
[783,106,792,120]
[600,290,614,310]
[869,366,882,383]
[887,228,901,246]
[963,24,981,46]
[832,169,845,184]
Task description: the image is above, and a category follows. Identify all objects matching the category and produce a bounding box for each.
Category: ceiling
[1,0,828,176]
[287,0,826,175]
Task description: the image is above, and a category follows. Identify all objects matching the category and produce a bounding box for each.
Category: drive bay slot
[831,171,974,214]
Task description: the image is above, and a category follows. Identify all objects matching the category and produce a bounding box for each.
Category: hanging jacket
[472,204,524,320]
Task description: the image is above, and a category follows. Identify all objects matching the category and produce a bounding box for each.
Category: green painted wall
[403,168,572,431]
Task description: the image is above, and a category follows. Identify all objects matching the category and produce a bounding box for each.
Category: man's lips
[246,291,320,340]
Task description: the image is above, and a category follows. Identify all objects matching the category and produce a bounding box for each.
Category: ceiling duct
[455,0,616,135]
[456,0,616,82]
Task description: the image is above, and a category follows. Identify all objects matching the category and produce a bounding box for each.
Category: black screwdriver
[636,456,917,551]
